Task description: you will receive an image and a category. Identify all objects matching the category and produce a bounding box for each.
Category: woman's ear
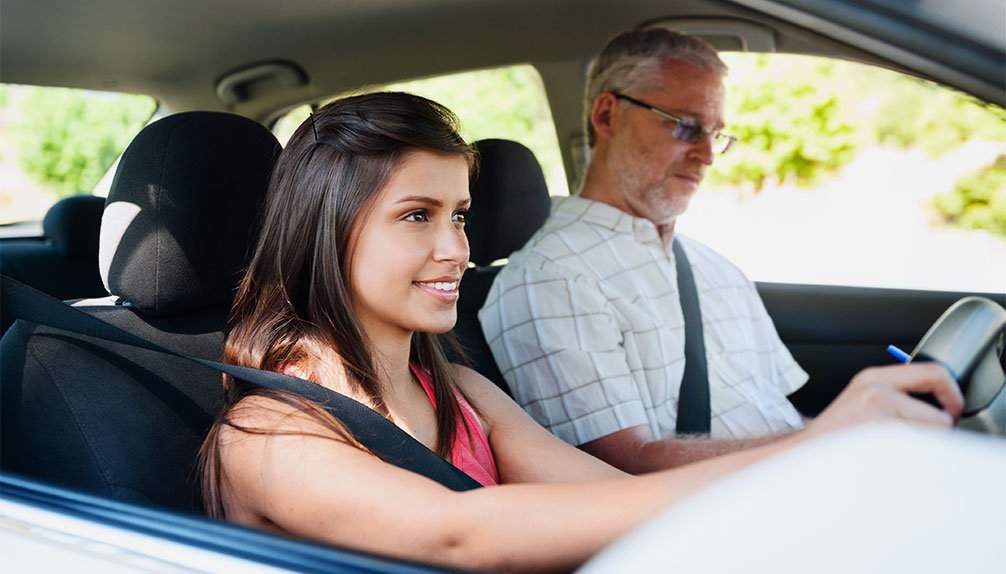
[591,92,619,141]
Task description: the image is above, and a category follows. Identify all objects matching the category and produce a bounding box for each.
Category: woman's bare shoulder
[452,364,510,404]
[216,393,376,501]
[451,364,530,429]
[217,392,355,449]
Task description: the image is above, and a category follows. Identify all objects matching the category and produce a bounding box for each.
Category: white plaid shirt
[479,196,807,445]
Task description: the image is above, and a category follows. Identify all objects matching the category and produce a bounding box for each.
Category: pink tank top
[280,362,499,486]
[410,363,500,487]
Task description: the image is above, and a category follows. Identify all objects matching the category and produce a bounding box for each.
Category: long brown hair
[199,92,478,519]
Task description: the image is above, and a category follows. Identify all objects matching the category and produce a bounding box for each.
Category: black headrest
[467,139,552,266]
[98,112,281,315]
[42,194,106,259]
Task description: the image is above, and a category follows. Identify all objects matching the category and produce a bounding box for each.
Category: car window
[0,84,157,231]
[273,64,569,196]
[675,53,1006,293]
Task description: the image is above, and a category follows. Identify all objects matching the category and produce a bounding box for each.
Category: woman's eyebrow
[394,196,442,207]
[394,196,472,208]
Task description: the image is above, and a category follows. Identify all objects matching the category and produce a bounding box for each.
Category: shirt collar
[552,195,663,245]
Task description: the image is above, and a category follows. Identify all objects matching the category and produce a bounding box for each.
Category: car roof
[3,0,1003,123]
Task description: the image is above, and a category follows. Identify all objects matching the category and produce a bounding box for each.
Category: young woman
[199,92,962,573]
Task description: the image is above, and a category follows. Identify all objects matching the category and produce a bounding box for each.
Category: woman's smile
[413,277,461,303]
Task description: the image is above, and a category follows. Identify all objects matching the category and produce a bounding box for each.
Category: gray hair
[584,27,728,147]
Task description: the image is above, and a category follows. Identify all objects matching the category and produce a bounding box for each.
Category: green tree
[15,87,155,196]
[276,66,570,195]
[384,66,568,194]
[931,155,1006,238]
[870,75,1006,158]
[711,54,1005,193]
[710,55,857,190]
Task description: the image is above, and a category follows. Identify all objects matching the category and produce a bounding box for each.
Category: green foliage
[710,55,858,190]
[381,66,569,194]
[710,54,1005,193]
[931,155,1006,238]
[870,75,1006,158]
[272,57,1005,202]
[273,66,570,194]
[14,86,156,196]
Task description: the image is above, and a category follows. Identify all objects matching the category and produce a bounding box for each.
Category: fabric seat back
[0,195,107,335]
[0,112,281,512]
[451,139,551,394]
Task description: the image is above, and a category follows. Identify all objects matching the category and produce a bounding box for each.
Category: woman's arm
[452,364,630,483]
[220,362,962,573]
[218,395,670,572]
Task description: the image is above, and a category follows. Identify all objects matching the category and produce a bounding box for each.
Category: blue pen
[886,345,911,363]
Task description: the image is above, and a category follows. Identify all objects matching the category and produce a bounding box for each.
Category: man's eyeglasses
[612,92,737,155]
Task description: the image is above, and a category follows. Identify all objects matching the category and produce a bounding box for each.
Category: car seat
[0,112,281,512]
[452,139,552,395]
[0,194,108,335]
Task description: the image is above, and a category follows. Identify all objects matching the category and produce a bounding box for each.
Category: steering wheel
[910,296,1006,436]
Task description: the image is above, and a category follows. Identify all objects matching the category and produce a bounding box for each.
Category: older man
[479,28,808,473]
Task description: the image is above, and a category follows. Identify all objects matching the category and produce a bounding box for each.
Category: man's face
[603,59,726,226]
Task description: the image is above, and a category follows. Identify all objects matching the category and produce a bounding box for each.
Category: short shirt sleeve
[726,256,808,398]
[479,261,649,446]
[750,290,808,397]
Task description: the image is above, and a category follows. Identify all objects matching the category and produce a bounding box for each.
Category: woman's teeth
[419,281,457,291]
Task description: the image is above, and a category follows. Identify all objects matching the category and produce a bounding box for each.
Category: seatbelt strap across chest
[672,238,711,434]
[1,275,482,491]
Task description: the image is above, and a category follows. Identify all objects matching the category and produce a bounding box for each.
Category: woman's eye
[404,209,430,222]
[452,209,468,225]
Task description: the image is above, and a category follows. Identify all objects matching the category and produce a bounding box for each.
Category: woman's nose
[434,224,470,265]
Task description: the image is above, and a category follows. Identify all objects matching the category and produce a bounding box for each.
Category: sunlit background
[1,53,1003,293]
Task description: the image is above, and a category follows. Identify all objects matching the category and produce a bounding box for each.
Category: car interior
[0,194,108,334]
[455,138,554,394]
[1,0,1004,571]
[2,111,282,511]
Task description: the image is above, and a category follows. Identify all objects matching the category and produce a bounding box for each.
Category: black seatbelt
[1,275,482,492]
[672,239,711,434]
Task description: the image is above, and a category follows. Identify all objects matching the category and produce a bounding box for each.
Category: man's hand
[806,363,963,438]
